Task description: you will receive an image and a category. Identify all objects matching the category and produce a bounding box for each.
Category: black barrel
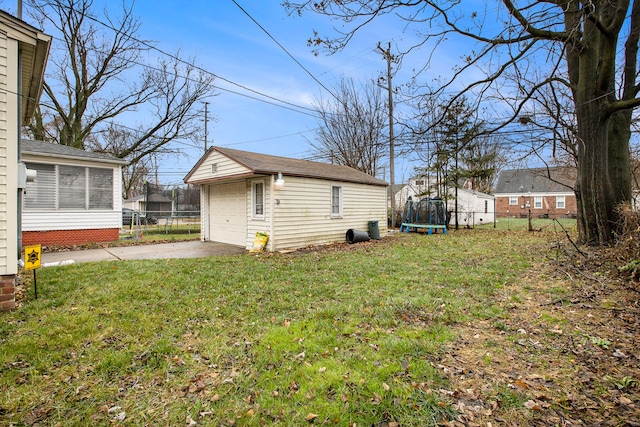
[346,229,370,244]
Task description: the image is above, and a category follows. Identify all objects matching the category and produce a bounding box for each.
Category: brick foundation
[22,228,120,247]
[1,275,16,311]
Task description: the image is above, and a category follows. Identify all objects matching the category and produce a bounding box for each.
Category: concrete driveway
[41,241,246,265]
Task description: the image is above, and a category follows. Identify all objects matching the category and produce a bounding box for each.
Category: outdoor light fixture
[274,172,285,189]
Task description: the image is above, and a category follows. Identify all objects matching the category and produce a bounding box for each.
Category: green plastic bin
[368,220,380,240]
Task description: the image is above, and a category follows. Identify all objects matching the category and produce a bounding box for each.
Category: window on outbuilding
[252,180,265,219]
[25,163,113,210]
[331,185,343,218]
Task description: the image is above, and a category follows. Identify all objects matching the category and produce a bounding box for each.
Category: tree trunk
[608,109,632,205]
[575,98,619,245]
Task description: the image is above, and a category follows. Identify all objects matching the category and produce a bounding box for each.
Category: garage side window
[331,185,343,218]
[252,181,265,219]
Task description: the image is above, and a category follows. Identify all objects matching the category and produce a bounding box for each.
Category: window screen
[59,165,86,209]
[24,163,56,209]
[89,168,113,209]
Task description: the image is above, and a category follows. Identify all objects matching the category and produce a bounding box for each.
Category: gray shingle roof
[186,146,388,187]
[495,167,576,194]
[20,139,128,165]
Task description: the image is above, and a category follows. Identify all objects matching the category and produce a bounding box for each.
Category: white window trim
[331,185,343,218]
[533,196,543,209]
[509,196,518,206]
[556,195,565,209]
[252,180,265,220]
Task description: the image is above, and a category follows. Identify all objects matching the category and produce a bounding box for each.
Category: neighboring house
[1,11,51,310]
[451,188,495,227]
[495,167,577,219]
[21,139,128,246]
[396,176,495,226]
[123,193,172,217]
[184,146,388,251]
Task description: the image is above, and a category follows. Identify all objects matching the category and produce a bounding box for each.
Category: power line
[230,0,339,102]
[54,3,322,117]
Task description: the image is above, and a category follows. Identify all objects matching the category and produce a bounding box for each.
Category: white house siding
[21,156,123,232]
[0,31,18,276]
[189,151,251,182]
[268,176,387,251]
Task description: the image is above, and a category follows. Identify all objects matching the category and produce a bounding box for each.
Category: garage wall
[189,150,251,182]
[269,176,387,251]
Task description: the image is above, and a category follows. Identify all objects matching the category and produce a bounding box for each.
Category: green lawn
[2,229,559,426]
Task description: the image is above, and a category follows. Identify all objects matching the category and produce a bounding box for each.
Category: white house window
[25,163,113,210]
[24,163,56,209]
[59,165,86,209]
[556,195,565,209]
[534,196,543,209]
[252,181,265,219]
[509,196,518,205]
[331,185,343,218]
[89,168,114,209]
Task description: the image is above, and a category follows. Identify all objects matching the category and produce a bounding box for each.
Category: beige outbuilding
[184,146,388,251]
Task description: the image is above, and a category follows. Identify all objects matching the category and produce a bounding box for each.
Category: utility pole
[203,101,210,152]
[377,42,396,228]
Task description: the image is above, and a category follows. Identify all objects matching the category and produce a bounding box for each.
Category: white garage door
[209,182,247,246]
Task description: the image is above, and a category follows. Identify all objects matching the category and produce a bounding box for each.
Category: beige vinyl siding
[0,32,18,275]
[0,31,8,274]
[189,151,251,182]
[270,176,387,251]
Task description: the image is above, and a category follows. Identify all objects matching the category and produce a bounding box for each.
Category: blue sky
[129,0,426,186]
[2,0,486,186]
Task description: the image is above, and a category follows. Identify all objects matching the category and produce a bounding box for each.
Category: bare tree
[27,0,215,181]
[284,0,640,246]
[310,77,387,176]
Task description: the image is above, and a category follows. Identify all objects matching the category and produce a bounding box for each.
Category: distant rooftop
[495,167,576,194]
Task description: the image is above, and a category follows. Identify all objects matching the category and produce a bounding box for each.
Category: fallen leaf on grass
[524,400,542,410]
[111,411,126,422]
[306,413,318,421]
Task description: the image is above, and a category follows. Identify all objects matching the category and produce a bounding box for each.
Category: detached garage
[184,147,388,251]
